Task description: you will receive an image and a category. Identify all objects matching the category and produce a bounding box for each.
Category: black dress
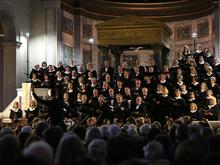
[26,107,39,123]
[9,109,22,120]
[189,109,203,121]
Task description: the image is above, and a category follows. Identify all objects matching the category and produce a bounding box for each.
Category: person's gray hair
[24,141,53,165]
[139,124,151,136]
[108,124,121,138]
[99,125,109,139]
[143,141,164,160]
[88,139,107,162]
[85,127,102,144]
[21,125,32,134]
[127,128,138,137]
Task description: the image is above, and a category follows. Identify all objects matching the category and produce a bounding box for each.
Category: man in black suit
[131,96,147,118]
[100,60,114,80]
[32,88,71,131]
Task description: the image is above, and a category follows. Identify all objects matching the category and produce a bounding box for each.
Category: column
[2,42,16,110]
[44,0,61,65]
[74,15,82,65]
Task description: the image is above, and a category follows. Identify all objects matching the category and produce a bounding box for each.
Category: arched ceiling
[62,0,215,22]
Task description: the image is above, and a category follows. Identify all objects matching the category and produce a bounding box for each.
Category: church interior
[0,1,220,164]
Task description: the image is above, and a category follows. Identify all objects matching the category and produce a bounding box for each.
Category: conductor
[31,87,68,131]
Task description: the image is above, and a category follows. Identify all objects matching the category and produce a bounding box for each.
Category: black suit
[131,103,147,118]
[100,66,114,80]
[32,91,67,130]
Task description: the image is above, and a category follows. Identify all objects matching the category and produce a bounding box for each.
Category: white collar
[215,63,220,66]
[207,96,212,99]
[32,79,39,82]
[189,98,196,101]
[190,109,197,113]
[199,61,204,64]
[91,84,97,87]
[29,107,36,111]
[182,90,188,95]
[175,96,182,99]
[196,50,202,53]
[11,108,19,112]
[42,66,47,69]
[57,77,63,81]
[177,81,183,86]
[206,53,212,57]
[65,71,71,74]
[193,82,199,86]
[208,104,215,109]
[207,72,212,76]
[160,80,166,83]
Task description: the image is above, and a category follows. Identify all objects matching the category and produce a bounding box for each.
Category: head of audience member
[107,134,138,164]
[154,134,172,157]
[139,123,151,136]
[85,127,102,145]
[88,139,107,163]
[0,134,22,165]
[71,125,86,141]
[24,141,53,165]
[174,140,204,165]
[108,124,121,138]
[55,134,86,165]
[43,126,63,153]
[34,122,49,138]
[143,141,164,161]
[175,124,190,141]
[0,127,14,137]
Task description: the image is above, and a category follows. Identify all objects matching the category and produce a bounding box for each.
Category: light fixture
[26,32,30,38]
[89,38,94,44]
[192,32,197,52]
[192,32,197,38]
[0,33,4,37]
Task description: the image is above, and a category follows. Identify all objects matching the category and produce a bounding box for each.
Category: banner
[22,83,31,110]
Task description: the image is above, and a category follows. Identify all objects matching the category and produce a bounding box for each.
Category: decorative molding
[61,0,214,22]
[96,15,172,48]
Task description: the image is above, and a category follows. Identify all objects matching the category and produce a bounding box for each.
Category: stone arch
[0,1,17,111]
